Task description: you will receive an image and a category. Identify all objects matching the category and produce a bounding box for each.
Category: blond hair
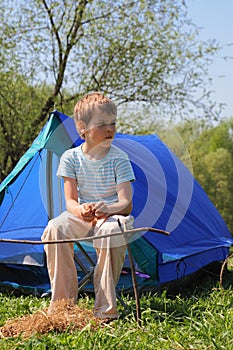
[73,92,117,126]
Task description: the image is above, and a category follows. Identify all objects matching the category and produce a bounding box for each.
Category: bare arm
[63,177,95,222]
[94,181,133,218]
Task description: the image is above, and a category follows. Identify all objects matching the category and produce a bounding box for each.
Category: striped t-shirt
[57,144,135,204]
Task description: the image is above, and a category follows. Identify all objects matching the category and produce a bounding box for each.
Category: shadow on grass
[118,260,233,322]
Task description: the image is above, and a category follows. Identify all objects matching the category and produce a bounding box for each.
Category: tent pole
[46,151,54,219]
[57,171,63,215]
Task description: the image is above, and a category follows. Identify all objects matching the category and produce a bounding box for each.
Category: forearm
[94,182,133,218]
[66,198,81,217]
[107,200,132,216]
[64,178,82,218]
[94,199,132,218]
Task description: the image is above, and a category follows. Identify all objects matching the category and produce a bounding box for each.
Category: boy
[42,92,135,320]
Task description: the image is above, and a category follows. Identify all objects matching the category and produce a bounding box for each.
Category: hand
[79,203,96,222]
[92,201,108,219]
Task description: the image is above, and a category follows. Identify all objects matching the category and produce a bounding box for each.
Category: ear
[76,121,87,139]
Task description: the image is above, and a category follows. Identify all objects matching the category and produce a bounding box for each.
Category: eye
[96,121,116,127]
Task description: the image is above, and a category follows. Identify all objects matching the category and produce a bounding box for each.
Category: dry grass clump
[0,299,103,339]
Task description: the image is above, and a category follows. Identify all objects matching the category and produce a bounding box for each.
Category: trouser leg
[41,211,92,304]
[94,245,126,318]
[93,215,134,318]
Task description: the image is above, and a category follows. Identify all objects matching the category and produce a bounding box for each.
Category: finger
[82,203,92,214]
[95,209,106,218]
[93,201,104,211]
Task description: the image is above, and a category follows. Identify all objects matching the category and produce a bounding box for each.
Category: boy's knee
[42,221,64,241]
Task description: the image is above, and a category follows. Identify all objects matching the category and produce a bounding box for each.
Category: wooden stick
[219,253,233,289]
[0,227,169,245]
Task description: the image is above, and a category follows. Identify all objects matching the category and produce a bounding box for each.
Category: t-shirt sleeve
[56,150,77,179]
[115,154,135,184]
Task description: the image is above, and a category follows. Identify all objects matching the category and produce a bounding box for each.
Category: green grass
[0,262,233,350]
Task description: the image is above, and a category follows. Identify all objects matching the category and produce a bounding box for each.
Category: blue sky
[187,0,233,118]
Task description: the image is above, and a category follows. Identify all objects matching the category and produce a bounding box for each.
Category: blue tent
[0,110,232,295]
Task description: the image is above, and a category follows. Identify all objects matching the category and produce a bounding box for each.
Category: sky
[187,0,233,118]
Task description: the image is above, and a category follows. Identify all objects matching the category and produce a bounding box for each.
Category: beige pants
[41,211,134,319]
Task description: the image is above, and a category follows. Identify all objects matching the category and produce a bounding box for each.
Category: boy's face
[84,112,117,146]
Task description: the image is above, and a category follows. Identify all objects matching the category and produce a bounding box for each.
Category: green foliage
[0,0,221,181]
[182,119,233,233]
[2,0,218,119]
[0,72,51,181]
[1,267,233,349]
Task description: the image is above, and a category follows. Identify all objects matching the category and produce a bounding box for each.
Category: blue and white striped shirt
[57,144,135,204]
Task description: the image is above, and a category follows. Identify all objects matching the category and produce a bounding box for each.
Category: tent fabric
[0,110,232,294]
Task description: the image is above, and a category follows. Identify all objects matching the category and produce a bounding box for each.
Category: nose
[106,123,116,132]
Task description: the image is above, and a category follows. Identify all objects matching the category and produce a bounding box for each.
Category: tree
[0,0,220,180]
[204,149,233,226]
[189,119,233,233]
[0,72,53,181]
